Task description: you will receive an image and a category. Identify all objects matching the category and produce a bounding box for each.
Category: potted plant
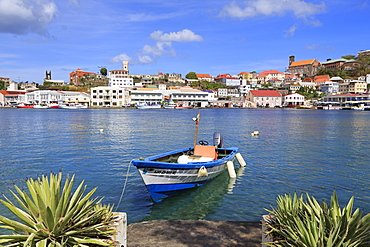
[0,172,118,246]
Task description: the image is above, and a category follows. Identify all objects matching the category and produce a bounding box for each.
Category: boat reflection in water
[142,166,247,221]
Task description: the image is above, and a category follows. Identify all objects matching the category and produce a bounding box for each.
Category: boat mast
[193,111,200,147]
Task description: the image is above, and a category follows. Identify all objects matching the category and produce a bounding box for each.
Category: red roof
[259,70,284,75]
[250,90,281,97]
[215,74,237,79]
[303,77,313,82]
[314,75,330,82]
[0,90,26,96]
[196,74,211,78]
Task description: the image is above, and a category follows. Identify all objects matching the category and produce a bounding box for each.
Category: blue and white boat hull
[132,147,238,202]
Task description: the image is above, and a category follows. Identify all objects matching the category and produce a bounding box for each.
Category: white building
[169,87,209,107]
[320,82,339,95]
[25,90,62,104]
[130,88,163,105]
[284,93,305,106]
[58,91,90,106]
[90,86,128,107]
[23,90,90,106]
[239,79,251,96]
[129,86,210,107]
[108,61,133,88]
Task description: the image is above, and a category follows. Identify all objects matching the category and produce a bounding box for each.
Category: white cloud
[110,29,203,65]
[128,12,183,22]
[150,29,204,42]
[284,24,298,37]
[0,0,58,35]
[110,53,132,64]
[138,55,154,64]
[305,44,335,51]
[219,0,327,20]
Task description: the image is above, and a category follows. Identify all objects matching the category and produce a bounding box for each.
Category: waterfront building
[284,93,305,107]
[323,93,370,103]
[90,86,128,107]
[23,90,90,106]
[25,90,62,104]
[130,88,164,105]
[129,86,210,107]
[286,56,321,77]
[59,91,90,106]
[246,90,282,108]
[0,90,26,106]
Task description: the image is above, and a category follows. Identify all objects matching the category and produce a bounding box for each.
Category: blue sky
[1,0,369,83]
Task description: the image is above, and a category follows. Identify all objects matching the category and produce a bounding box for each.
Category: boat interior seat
[194,145,218,160]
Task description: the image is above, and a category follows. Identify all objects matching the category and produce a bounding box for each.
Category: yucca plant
[0,172,117,246]
[264,191,370,247]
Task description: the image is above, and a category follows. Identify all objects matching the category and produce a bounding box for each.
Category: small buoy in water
[251,131,259,136]
[99,129,104,132]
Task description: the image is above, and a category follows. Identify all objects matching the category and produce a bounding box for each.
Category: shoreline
[127,220,263,247]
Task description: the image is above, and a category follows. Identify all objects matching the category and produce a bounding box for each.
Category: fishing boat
[163,103,177,109]
[59,103,87,109]
[132,112,245,202]
[135,102,161,109]
[16,103,35,108]
[33,103,49,109]
[315,101,341,110]
[175,104,193,109]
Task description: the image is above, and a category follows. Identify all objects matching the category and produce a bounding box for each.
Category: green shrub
[0,173,117,246]
[264,191,370,247]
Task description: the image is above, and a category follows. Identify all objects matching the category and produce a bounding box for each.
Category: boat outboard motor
[213,132,223,148]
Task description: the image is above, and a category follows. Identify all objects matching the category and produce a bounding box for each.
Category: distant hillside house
[70,69,97,85]
[246,90,282,108]
[238,72,253,80]
[321,58,359,71]
[314,75,331,85]
[257,70,285,84]
[339,80,367,94]
[286,56,321,77]
[196,74,213,82]
[214,74,240,86]
[0,77,10,83]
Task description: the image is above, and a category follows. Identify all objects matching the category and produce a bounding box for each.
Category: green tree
[185,72,198,79]
[0,80,5,90]
[342,55,356,60]
[100,67,108,76]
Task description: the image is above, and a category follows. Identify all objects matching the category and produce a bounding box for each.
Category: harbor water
[0,108,369,225]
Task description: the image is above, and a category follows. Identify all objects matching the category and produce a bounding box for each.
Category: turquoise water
[0,108,369,225]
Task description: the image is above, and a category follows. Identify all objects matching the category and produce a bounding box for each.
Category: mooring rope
[115,160,133,211]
